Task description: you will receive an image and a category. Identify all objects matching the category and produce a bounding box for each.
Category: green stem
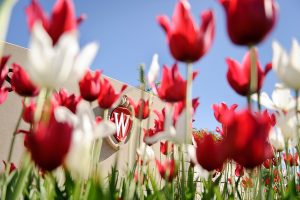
[1,159,11,200]
[137,65,146,148]
[295,89,299,139]
[185,63,193,143]
[247,94,252,110]
[7,105,24,162]
[248,46,257,111]
[129,65,146,169]
[257,91,261,112]
[258,167,263,199]
[34,88,51,124]
[235,176,242,200]
[139,96,153,186]
[180,144,186,200]
[91,109,107,177]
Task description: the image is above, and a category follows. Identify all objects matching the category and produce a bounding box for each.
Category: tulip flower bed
[1,0,300,199]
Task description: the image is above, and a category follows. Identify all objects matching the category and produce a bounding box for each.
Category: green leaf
[7,155,32,200]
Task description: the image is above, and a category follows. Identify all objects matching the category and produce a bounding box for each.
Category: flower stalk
[91,108,108,177]
[7,105,24,162]
[248,46,257,111]
[129,64,145,168]
[186,63,193,143]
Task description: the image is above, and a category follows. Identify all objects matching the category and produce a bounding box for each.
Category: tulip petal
[95,120,116,138]
[273,41,300,89]
[172,0,197,43]
[145,131,169,144]
[26,0,49,31]
[0,87,8,104]
[272,41,288,79]
[272,84,294,110]
[49,0,77,44]
[199,10,215,55]
[157,15,171,36]
[269,127,285,151]
[52,33,79,87]
[290,39,300,72]
[28,22,54,87]
[148,54,160,87]
[187,144,197,164]
[55,106,78,125]
[252,92,275,110]
[74,42,99,80]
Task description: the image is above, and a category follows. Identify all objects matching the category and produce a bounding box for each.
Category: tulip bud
[155,159,178,182]
[79,70,101,102]
[158,1,215,62]
[26,0,79,44]
[97,78,127,109]
[219,0,278,45]
[27,113,73,171]
[11,63,39,97]
[156,63,198,102]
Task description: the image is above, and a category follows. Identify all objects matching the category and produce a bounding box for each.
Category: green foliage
[2,154,300,200]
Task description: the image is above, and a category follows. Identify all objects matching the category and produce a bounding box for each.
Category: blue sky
[6,0,300,131]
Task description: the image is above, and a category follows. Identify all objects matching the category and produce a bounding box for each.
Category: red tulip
[143,128,157,146]
[97,78,127,109]
[95,116,103,124]
[160,141,168,155]
[26,0,83,45]
[224,109,273,168]
[283,153,298,166]
[219,0,278,45]
[263,158,272,169]
[79,70,101,102]
[11,63,39,97]
[2,161,16,174]
[173,97,199,123]
[235,163,244,177]
[128,98,150,119]
[158,0,215,62]
[194,132,226,171]
[22,99,36,124]
[53,89,81,113]
[226,50,271,96]
[156,63,198,102]
[212,102,237,124]
[155,159,178,182]
[160,141,174,156]
[134,171,145,184]
[153,108,166,133]
[27,113,73,171]
[0,56,10,104]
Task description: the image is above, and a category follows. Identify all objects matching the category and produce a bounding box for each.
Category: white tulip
[136,143,155,164]
[272,39,300,89]
[275,110,299,147]
[55,102,116,179]
[147,54,160,93]
[27,22,98,89]
[252,83,295,112]
[252,83,299,147]
[269,127,285,151]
